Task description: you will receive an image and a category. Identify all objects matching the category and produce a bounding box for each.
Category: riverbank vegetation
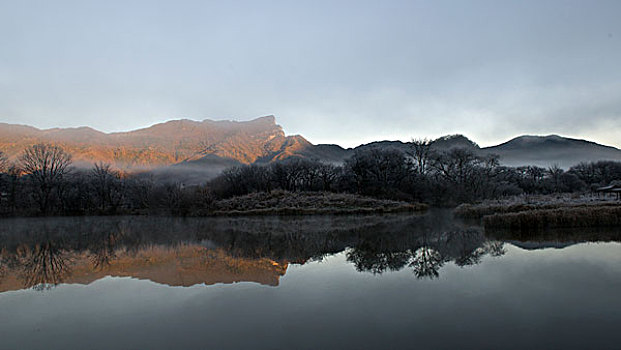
[0,140,620,217]
[483,205,621,231]
[455,194,620,219]
[456,195,621,230]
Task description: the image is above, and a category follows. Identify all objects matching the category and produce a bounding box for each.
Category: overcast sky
[1,0,620,147]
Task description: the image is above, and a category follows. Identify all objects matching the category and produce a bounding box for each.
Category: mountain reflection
[1,212,617,292]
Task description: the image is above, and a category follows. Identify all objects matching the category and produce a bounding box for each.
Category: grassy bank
[455,194,620,219]
[456,201,621,220]
[483,205,621,231]
[201,191,427,216]
[454,194,621,231]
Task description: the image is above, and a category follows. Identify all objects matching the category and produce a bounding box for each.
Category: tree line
[210,139,619,204]
[1,141,620,216]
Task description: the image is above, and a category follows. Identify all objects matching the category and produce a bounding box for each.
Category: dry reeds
[203,190,427,216]
[456,201,621,220]
[483,205,621,230]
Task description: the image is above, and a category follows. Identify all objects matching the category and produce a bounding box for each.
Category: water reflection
[345,228,503,278]
[18,240,73,290]
[88,229,121,270]
[1,211,620,292]
[411,247,443,278]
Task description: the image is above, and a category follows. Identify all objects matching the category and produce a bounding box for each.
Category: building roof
[596,184,621,192]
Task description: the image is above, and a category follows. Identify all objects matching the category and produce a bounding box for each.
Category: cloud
[1,0,620,147]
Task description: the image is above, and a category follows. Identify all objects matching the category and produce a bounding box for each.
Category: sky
[1,0,620,148]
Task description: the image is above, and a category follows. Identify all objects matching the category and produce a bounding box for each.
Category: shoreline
[455,194,621,230]
[0,191,428,218]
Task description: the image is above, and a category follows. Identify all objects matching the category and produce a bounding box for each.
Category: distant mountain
[286,143,351,163]
[365,133,621,169]
[481,135,621,168]
[340,135,479,157]
[2,116,621,182]
[0,116,311,170]
[308,133,621,170]
[430,134,479,151]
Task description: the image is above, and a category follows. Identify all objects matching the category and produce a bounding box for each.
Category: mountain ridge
[1,117,621,177]
[480,134,621,168]
[0,115,311,169]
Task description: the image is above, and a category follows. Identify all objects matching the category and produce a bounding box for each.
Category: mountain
[481,135,621,168]
[319,133,621,169]
[340,135,479,158]
[0,116,311,170]
[2,116,621,181]
[431,134,479,151]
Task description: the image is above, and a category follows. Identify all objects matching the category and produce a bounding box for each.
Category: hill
[2,117,621,181]
[481,135,621,168]
[0,116,312,170]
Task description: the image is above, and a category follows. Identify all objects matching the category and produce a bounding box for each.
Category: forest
[0,140,620,216]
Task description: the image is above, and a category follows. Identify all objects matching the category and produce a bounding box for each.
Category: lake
[1,211,620,350]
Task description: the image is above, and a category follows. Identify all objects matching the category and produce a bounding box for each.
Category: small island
[205,190,426,216]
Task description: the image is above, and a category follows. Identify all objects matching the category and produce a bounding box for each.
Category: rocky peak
[0,116,310,169]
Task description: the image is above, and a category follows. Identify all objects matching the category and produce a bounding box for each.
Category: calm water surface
[0,212,620,349]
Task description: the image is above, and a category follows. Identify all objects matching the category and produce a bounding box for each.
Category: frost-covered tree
[20,144,72,213]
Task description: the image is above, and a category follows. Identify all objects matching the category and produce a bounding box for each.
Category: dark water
[1,212,620,350]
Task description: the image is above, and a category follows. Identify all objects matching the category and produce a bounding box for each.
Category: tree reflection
[345,225,507,279]
[410,246,444,279]
[483,241,506,257]
[0,213,518,291]
[0,250,6,285]
[347,249,410,274]
[453,248,485,267]
[445,229,484,267]
[17,240,72,290]
[88,230,122,269]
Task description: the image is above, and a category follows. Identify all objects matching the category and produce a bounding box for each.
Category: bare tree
[344,148,411,195]
[91,162,124,212]
[547,164,564,193]
[0,151,10,213]
[318,163,339,191]
[410,138,433,175]
[20,144,72,213]
[430,148,480,186]
[0,151,8,173]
